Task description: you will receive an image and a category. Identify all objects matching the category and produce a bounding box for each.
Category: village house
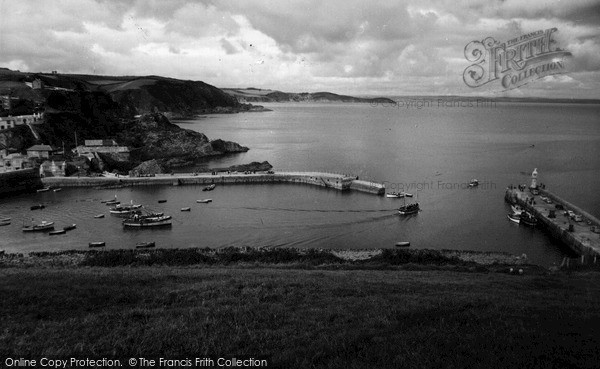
[0,112,44,131]
[26,144,53,159]
[1,153,32,173]
[76,139,130,161]
[39,160,66,177]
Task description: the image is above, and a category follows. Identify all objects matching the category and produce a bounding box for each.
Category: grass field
[1,251,599,368]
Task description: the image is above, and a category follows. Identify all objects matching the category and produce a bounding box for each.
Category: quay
[505,187,600,256]
[41,171,386,195]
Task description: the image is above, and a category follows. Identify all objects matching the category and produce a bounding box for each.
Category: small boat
[386,192,405,198]
[89,241,106,247]
[181,207,191,211]
[395,241,410,247]
[63,224,77,231]
[203,184,216,191]
[0,217,10,222]
[22,221,55,232]
[37,187,51,192]
[196,199,213,203]
[398,203,419,215]
[105,200,120,206]
[135,241,156,249]
[520,211,538,226]
[158,199,167,203]
[94,214,105,219]
[401,192,414,198]
[49,229,66,236]
[123,215,172,228]
[507,213,521,224]
[511,205,524,215]
[53,188,62,192]
[109,204,143,215]
[468,179,479,187]
[0,221,10,226]
[30,204,45,210]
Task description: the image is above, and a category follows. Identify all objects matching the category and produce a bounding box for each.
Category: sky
[0,0,599,98]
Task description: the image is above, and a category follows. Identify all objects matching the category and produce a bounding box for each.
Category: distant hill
[0,69,254,117]
[221,88,396,104]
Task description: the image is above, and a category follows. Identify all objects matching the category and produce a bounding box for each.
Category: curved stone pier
[42,171,386,195]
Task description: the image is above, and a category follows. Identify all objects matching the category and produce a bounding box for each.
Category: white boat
[109,204,143,215]
[401,192,414,198]
[196,199,213,203]
[37,187,51,192]
[123,215,172,228]
[181,207,191,211]
[386,192,405,198]
[89,241,106,247]
[507,213,521,224]
[53,188,62,192]
[511,205,524,215]
[22,221,55,232]
[395,241,410,247]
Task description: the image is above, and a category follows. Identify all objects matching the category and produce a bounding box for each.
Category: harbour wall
[505,188,600,256]
[41,171,386,195]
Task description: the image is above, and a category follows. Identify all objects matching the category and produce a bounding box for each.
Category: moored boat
[63,224,77,231]
[94,214,105,218]
[49,229,66,236]
[398,203,419,215]
[37,187,51,192]
[105,200,120,206]
[0,221,10,226]
[395,241,410,247]
[89,241,106,247]
[123,215,172,228]
[196,199,213,203]
[511,205,524,215]
[109,204,143,216]
[203,184,216,191]
[181,207,191,211]
[158,199,167,203]
[520,211,538,226]
[386,192,405,198]
[53,188,62,192]
[135,241,156,249]
[469,179,479,187]
[22,221,54,232]
[0,217,10,222]
[30,204,45,210]
[401,192,414,197]
[507,212,521,224]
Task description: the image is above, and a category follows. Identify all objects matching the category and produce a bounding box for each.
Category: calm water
[1,102,599,265]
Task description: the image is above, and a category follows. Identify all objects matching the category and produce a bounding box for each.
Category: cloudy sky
[1,0,599,98]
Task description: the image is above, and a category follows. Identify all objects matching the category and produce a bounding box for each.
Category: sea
[1,101,599,266]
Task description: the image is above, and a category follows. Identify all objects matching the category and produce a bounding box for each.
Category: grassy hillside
[0,248,598,368]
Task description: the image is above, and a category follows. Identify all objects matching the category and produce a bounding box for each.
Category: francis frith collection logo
[463,28,571,90]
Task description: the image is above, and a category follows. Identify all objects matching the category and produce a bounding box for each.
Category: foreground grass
[0,266,599,368]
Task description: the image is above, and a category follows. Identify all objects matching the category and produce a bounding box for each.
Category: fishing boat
[386,192,405,198]
[398,203,420,215]
[22,221,54,232]
[94,214,105,219]
[181,207,191,212]
[135,241,156,249]
[123,215,172,228]
[109,204,143,216]
[89,241,106,247]
[203,184,216,191]
[395,241,410,247]
[196,199,213,203]
[37,187,51,192]
[49,229,66,236]
[63,224,77,231]
[511,205,524,215]
[507,212,521,224]
[520,211,538,226]
[468,179,479,187]
[30,204,45,210]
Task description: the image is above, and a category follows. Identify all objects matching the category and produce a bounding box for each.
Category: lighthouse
[530,168,539,194]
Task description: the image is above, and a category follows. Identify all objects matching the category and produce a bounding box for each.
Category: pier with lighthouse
[505,168,600,257]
